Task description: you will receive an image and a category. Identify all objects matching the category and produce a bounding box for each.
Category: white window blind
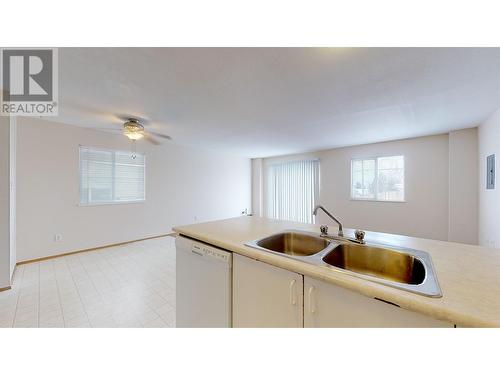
[351,155,404,202]
[266,159,319,224]
[79,146,146,205]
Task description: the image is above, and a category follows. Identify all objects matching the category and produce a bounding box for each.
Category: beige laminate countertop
[173,216,500,327]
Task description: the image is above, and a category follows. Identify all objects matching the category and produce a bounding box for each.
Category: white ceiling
[53,48,500,158]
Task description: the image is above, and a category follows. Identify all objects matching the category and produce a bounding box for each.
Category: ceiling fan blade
[149,131,172,140]
[144,133,161,145]
[87,127,122,132]
[116,114,151,125]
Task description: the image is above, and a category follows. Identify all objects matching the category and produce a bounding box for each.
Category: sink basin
[245,230,441,297]
[322,243,426,285]
[253,231,331,256]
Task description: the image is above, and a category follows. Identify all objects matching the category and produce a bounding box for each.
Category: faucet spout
[313,205,344,236]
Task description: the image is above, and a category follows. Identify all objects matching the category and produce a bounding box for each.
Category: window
[266,159,319,223]
[79,146,145,205]
[351,155,404,202]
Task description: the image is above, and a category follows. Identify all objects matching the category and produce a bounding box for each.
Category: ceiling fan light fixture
[124,131,144,140]
[123,118,145,140]
[117,117,169,144]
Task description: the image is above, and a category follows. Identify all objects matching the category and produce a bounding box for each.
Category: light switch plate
[487,154,495,190]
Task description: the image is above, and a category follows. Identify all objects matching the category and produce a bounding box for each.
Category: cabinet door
[304,277,453,328]
[233,254,303,328]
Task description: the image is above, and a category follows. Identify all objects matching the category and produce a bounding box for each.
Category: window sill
[78,200,146,207]
[350,198,406,203]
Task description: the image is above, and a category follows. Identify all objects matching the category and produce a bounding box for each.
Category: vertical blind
[266,159,319,223]
[79,146,146,205]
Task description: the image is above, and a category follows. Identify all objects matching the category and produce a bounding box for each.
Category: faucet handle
[320,225,329,235]
[355,229,365,242]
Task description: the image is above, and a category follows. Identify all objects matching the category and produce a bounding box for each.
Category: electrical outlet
[54,234,62,242]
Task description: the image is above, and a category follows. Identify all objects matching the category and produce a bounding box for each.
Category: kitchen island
[173,216,500,327]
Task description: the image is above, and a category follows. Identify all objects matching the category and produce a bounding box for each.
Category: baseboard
[16,232,176,266]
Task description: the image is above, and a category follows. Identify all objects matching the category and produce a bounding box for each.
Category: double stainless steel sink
[246,230,442,297]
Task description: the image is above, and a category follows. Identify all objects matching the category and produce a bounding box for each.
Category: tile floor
[0,236,176,328]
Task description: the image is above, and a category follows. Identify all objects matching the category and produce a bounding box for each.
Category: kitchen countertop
[173,216,500,327]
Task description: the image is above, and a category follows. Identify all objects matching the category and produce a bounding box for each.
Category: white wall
[0,116,11,287]
[16,117,251,262]
[448,128,478,245]
[259,134,452,241]
[478,109,500,248]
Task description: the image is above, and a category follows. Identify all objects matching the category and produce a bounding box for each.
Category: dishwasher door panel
[176,236,232,328]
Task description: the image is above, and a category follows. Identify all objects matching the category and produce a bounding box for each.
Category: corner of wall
[478,109,500,248]
[448,127,479,245]
[251,158,263,217]
[9,116,17,279]
[0,111,13,288]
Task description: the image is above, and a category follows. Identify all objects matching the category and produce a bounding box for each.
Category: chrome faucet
[312,205,366,244]
[313,205,343,236]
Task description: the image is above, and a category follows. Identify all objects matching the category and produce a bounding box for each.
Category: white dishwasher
[176,236,232,327]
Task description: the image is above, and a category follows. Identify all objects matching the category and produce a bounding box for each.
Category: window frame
[350,155,405,203]
[78,145,147,207]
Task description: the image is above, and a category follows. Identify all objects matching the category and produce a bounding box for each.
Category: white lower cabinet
[232,254,303,327]
[232,254,453,328]
[304,276,453,328]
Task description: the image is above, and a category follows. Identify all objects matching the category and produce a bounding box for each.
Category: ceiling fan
[62,102,173,146]
[88,115,172,145]
[120,117,172,145]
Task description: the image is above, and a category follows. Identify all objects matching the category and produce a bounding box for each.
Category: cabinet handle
[289,279,297,305]
[308,286,316,314]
